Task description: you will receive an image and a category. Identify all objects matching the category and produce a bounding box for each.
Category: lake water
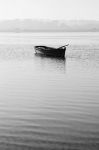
[0,32,99,150]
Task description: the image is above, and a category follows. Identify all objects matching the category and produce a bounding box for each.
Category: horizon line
[0,19,99,21]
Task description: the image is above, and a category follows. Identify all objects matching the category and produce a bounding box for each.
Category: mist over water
[0,32,99,150]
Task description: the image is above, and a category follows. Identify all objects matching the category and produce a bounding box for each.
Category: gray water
[0,32,99,150]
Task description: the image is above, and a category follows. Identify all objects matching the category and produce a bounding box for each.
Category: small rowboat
[34,44,69,58]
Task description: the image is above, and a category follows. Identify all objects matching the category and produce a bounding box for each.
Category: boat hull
[34,46,66,58]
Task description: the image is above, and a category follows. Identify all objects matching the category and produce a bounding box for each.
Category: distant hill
[0,19,99,32]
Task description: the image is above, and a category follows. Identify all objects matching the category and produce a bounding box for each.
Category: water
[0,32,99,150]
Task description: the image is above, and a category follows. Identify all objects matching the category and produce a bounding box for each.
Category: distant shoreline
[0,20,99,33]
[0,31,99,33]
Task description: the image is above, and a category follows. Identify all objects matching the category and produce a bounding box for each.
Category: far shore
[0,30,99,33]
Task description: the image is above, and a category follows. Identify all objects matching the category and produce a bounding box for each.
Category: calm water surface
[0,32,99,150]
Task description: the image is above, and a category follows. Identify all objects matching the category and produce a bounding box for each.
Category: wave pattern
[0,33,99,150]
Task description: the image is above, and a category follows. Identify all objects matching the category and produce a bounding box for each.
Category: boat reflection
[34,53,66,73]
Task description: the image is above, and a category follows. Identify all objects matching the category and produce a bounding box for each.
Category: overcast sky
[0,0,99,20]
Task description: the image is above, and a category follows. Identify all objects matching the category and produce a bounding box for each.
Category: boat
[34,45,69,58]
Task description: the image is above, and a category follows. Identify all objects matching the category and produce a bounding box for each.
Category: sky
[0,0,99,20]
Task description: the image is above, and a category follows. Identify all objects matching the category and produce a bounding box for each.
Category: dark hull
[34,46,66,58]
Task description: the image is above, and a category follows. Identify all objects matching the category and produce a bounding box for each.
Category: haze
[0,0,99,20]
